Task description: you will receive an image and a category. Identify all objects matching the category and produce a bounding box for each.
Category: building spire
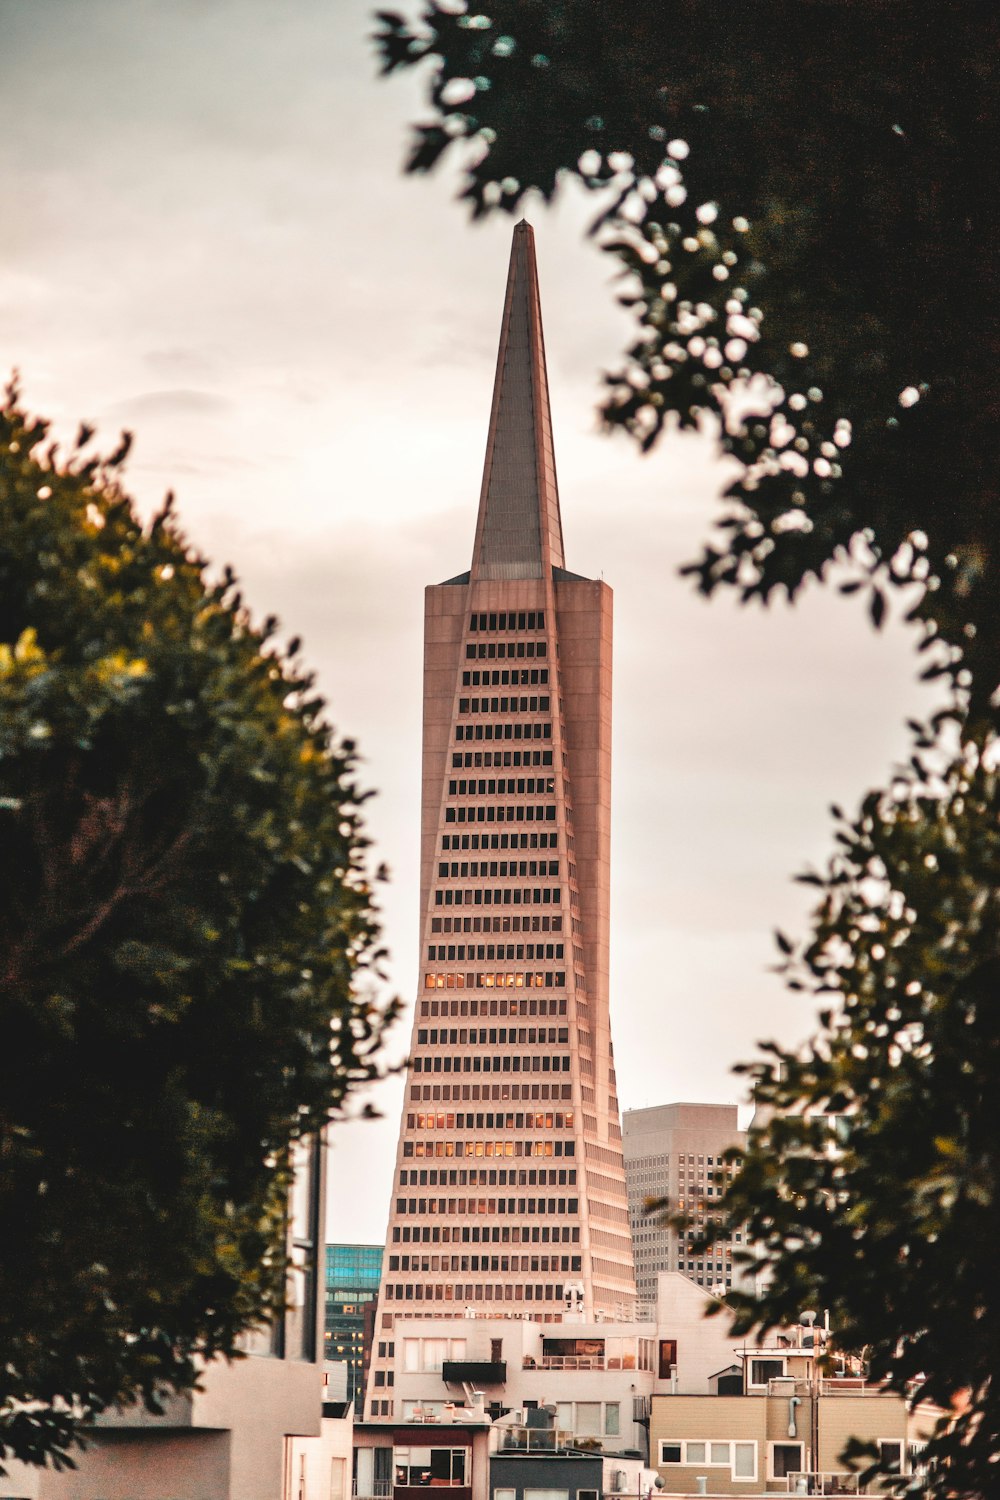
[470,221,566,580]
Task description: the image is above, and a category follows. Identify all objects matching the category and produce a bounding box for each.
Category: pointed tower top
[470,221,566,581]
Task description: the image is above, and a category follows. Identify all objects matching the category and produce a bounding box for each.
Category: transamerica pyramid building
[365,225,635,1415]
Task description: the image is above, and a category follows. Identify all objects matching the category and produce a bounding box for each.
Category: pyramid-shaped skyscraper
[365,225,635,1415]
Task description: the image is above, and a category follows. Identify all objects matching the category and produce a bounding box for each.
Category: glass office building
[325,1243,383,1406]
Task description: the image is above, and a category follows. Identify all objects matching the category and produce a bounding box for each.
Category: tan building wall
[651,1395,767,1494]
[817,1393,907,1475]
[651,1382,926,1494]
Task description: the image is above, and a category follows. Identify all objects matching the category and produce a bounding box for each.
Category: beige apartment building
[623,1105,749,1303]
[649,1332,937,1495]
[366,223,636,1415]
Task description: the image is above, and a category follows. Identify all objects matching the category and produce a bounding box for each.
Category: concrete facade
[623,1106,749,1304]
[385,1313,656,1456]
[367,223,635,1416]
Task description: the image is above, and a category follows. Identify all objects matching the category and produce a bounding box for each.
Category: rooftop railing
[497,1427,581,1453]
[785,1474,861,1495]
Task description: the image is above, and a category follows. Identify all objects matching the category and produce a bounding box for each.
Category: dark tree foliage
[374,0,999,729]
[0,388,392,1469]
[373,4,1000,1491]
[698,754,1000,1495]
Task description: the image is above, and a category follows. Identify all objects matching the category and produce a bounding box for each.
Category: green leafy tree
[0,387,392,1469]
[372,4,1000,1490]
[702,752,1000,1495]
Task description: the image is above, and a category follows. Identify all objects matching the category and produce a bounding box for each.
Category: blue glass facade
[325,1243,383,1405]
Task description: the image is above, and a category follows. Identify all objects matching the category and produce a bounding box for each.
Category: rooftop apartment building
[649,1328,938,1495]
[366,223,636,1413]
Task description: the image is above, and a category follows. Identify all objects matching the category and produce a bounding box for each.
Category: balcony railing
[497,1427,578,1454]
[352,1484,393,1499]
[818,1379,890,1397]
[783,1475,860,1495]
[526,1355,605,1371]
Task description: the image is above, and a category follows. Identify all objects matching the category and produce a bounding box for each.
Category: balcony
[441,1360,506,1385]
[498,1427,578,1454]
[819,1378,890,1397]
[526,1355,606,1371]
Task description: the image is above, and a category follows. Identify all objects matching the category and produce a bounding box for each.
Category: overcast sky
[1,0,942,1242]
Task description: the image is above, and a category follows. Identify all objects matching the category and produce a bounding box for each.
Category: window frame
[747,1356,786,1389]
[657,1439,757,1482]
[768,1441,805,1481]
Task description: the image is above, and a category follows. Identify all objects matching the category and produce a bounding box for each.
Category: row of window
[393,1446,466,1486]
[390,1253,580,1273]
[459,695,550,715]
[426,946,565,963]
[465,641,547,659]
[430,916,562,935]
[409,1081,573,1101]
[453,750,554,769]
[463,668,548,686]
[385,1279,569,1302]
[657,1439,911,1483]
[393,1224,580,1244]
[406,1140,574,1160]
[396,1195,579,1216]
[423,971,565,989]
[441,832,558,851]
[400,1337,467,1372]
[400,1168,576,1186]
[413,1056,569,1080]
[445,804,557,824]
[409,1109,574,1130]
[411,1054,570,1074]
[420,999,568,1020]
[456,722,552,742]
[449,776,555,795]
[435,898,564,920]
[417,1026,569,1046]
[469,610,545,631]
[659,1440,756,1480]
[434,891,562,911]
[437,860,560,880]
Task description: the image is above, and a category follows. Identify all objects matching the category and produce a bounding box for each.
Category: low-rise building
[384,1313,656,1457]
[649,1329,937,1495]
[353,1412,493,1500]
